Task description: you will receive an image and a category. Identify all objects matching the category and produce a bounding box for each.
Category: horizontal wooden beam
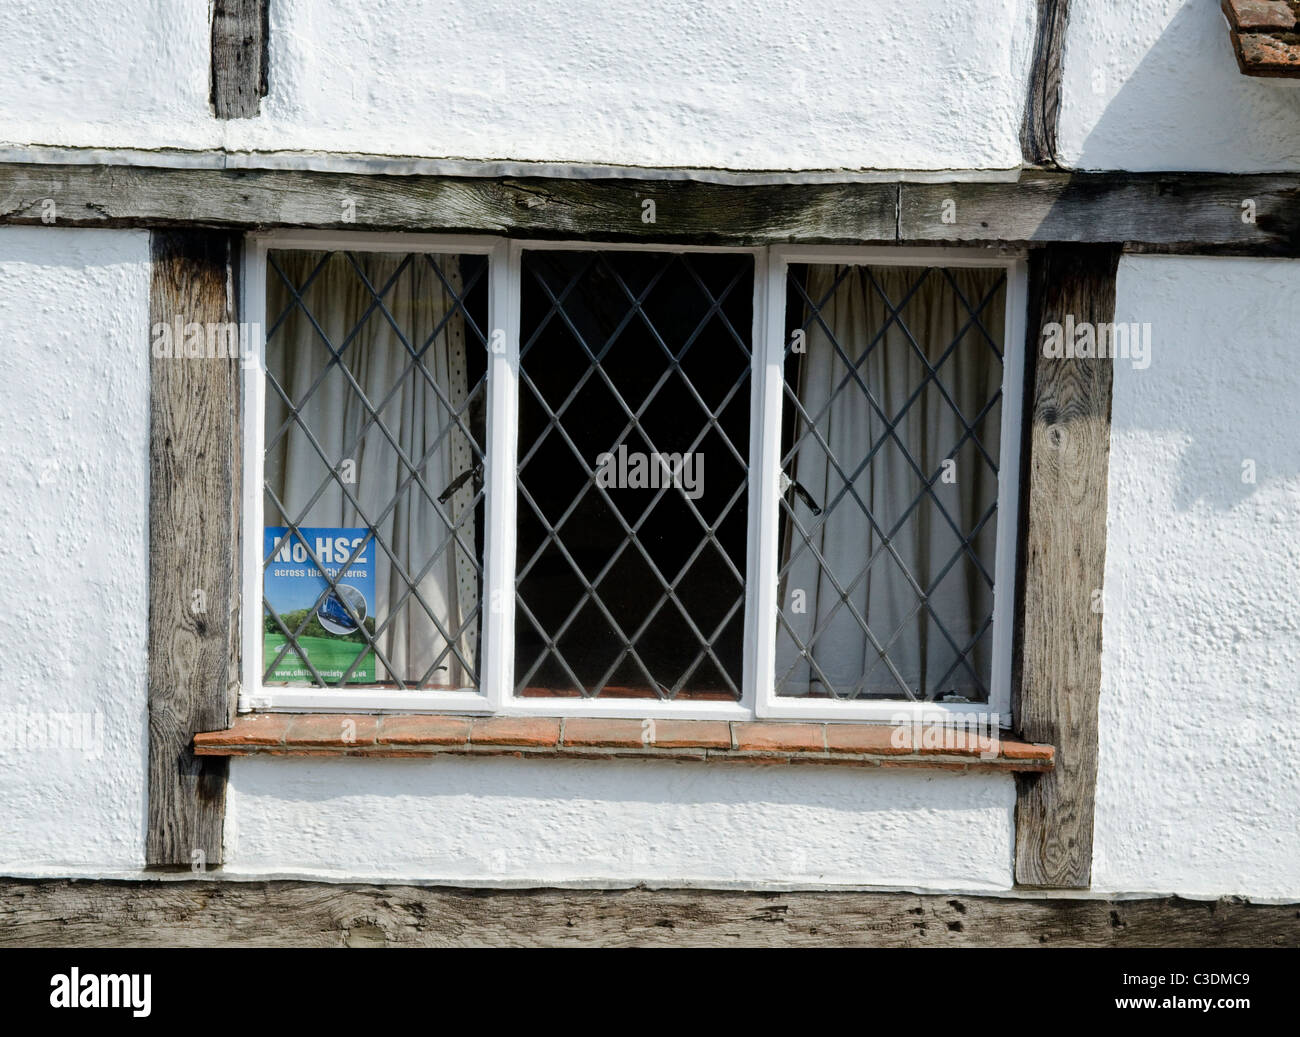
[901,173,1300,253]
[3,163,1300,251]
[1,880,1295,947]
[0,163,897,244]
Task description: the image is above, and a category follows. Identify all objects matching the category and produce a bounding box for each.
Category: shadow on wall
[1105,257,1300,513]
[1051,4,1300,508]
[236,752,1012,814]
[1069,0,1300,172]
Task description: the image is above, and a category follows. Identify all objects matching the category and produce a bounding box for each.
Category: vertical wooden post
[1013,245,1120,888]
[1021,0,1070,168]
[146,230,242,868]
[211,0,269,119]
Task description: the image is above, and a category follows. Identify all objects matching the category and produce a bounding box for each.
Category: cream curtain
[775,266,1004,700]
[265,251,479,688]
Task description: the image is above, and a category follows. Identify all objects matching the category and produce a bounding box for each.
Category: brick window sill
[193,715,1054,773]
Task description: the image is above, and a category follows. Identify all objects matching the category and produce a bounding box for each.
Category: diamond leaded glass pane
[515,250,753,700]
[262,250,488,690]
[775,264,1007,702]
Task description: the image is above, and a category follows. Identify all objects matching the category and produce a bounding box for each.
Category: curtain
[265,251,478,688]
[775,266,1004,700]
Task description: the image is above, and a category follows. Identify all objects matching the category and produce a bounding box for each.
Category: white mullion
[238,238,268,712]
[480,241,520,711]
[750,250,787,718]
[987,258,1028,723]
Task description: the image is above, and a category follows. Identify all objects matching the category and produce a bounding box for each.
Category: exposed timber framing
[23,156,1273,887]
[147,230,242,868]
[900,174,1300,253]
[1,163,1299,252]
[1021,0,1070,167]
[0,880,1295,947]
[210,0,270,119]
[1012,245,1121,889]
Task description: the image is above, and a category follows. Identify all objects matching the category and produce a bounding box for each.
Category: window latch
[780,471,823,515]
[437,461,484,504]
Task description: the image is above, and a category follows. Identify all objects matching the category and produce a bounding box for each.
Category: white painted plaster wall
[224,756,1015,890]
[0,227,151,873]
[6,1,1300,176]
[1094,256,1300,900]
[0,0,1037,173]
[0,1,216,152]
[1059,0,1300,172]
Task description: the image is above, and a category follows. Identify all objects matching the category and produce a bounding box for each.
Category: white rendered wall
[0,0,1037,174]
[1093,256,1300,900]
[7,1,1300,176]
[0,227,151,873]
[0,1,215,152]
[1059,0,1300,172]
[225,756,1015,891]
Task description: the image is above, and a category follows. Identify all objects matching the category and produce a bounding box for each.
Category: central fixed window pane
[515,251,753,700]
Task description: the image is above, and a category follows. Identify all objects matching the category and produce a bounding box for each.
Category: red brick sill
[193,715,1054,773]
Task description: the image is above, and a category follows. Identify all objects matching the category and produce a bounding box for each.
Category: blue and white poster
[263,527,377,683]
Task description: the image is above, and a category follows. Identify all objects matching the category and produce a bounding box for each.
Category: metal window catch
[438,461,484,504]
[780,470,823,515]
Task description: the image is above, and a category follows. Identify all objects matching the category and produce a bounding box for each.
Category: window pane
[262,250,488,690]
[775,265,1006,702]
[515,250,752,700]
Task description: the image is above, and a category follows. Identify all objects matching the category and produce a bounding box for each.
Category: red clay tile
[285,714,378,747]
[732,722,824,753]
[998,739,1054,762]
[470,717,562,748]
[194,714,289,750]
[1223,0,1296,30]
[1235,32,1300,75]
[561,718,647,748]
[824,724,914,755]
[378,714,472,746]
[647,720,732,749]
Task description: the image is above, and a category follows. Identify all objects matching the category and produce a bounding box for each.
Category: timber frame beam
[1013,246,1121,888]
[0,163,1298,252]
[1,880,1296,947]
[146,230,242,868]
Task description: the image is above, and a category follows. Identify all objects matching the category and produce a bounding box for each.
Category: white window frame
[754,247,1027,724]
[239,232,1025,725]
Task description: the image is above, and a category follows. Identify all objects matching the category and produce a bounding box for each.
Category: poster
[263,527,376,683]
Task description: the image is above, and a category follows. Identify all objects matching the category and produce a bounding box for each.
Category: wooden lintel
[0,163,1298,252]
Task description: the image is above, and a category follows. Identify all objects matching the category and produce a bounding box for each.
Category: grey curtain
[265,251,479,688]
[775,265,1004,700]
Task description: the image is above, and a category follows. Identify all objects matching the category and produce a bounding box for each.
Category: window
[242,236,1025,722]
